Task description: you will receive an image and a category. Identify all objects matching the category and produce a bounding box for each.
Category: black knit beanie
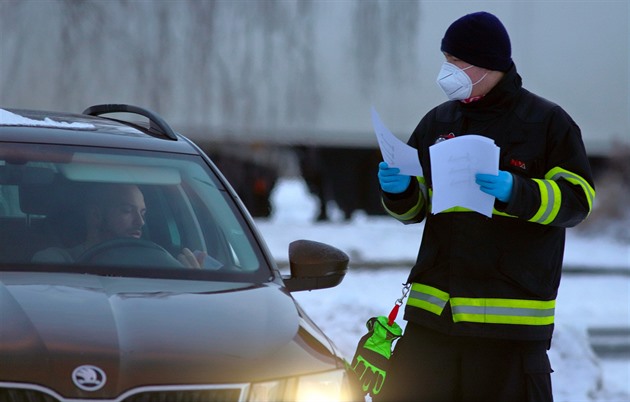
[441,11,513,72]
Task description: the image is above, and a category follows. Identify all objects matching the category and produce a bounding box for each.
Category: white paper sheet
[429,135,500,217]
[371,107,423,176]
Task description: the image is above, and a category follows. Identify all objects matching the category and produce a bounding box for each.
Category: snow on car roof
[0,108,95,129]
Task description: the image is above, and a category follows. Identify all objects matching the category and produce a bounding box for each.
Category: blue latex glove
[378,162,411,194]
[475,170,514,203]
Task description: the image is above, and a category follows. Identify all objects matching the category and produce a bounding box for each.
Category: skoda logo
[72,365,107,391]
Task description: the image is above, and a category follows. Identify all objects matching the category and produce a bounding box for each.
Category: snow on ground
[258,178,629,270]
[254,178,630,402]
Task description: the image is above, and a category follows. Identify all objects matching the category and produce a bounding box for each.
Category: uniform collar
[460,63,522,120]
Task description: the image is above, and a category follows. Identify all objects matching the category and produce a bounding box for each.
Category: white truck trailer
[1,1,627,217]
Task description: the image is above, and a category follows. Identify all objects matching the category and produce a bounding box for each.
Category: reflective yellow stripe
[492,209,517,218]
[382,178,426,222]
[547,167,595,212]
[407,283,449,315]
[433,206,517,217]
[438,206,473,213]
[529,165,595,225]
[427,166,593,223]
[427,188,520,218]
[382,195,423,222]
[407,283,556,326]
[529,179,562,224]
[450,297,555,325]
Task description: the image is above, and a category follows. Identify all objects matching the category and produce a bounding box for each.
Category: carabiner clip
[395,283,411,306]
[389,283,411,326]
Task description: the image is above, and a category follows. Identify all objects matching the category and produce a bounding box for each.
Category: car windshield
[0,142,269,282]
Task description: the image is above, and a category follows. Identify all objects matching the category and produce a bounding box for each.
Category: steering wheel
[77,238,182,268]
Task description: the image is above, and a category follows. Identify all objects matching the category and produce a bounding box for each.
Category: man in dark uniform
[377,11,595,402]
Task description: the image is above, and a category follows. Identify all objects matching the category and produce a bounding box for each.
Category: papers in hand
[429,135,500,217]
[371,107,423,176]
[370,107,499,217]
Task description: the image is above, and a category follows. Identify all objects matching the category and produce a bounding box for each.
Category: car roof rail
[82,104,178,140]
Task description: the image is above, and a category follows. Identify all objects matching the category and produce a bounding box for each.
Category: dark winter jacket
[382,64,595,341]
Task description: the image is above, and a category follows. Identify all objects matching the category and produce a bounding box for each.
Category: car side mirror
[282,239,349,292]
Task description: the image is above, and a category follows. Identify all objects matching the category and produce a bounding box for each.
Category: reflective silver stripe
[409,289,448,309]
[417,177,428,205]
[450,297,556,325]
[451,305,555,317]
[550,170,595,209]
[536,180,556,223]
[407,283,450,315]
[529,179,561,224]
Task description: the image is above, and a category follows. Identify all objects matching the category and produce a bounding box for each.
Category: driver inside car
[31,183,202,268]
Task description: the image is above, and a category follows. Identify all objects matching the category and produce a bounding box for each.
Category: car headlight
[248,369,355,402]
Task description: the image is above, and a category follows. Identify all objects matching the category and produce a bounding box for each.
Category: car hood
[0,272,340,398]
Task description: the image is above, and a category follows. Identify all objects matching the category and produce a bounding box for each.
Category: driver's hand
[178,248,201,268]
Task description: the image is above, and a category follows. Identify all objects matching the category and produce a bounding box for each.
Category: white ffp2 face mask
[436,62,487,101]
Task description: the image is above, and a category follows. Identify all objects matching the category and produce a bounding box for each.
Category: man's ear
[85,205,102,227]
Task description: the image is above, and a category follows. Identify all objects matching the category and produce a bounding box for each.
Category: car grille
[0,389,57,402]
[0,388,245,402]
[123,389,243,402]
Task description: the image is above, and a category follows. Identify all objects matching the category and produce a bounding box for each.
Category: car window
[0,143,268,281]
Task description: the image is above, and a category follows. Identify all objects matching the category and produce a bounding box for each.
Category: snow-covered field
[255,178,630,402]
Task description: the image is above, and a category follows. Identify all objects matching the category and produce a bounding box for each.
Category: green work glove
[350,316,402,397]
